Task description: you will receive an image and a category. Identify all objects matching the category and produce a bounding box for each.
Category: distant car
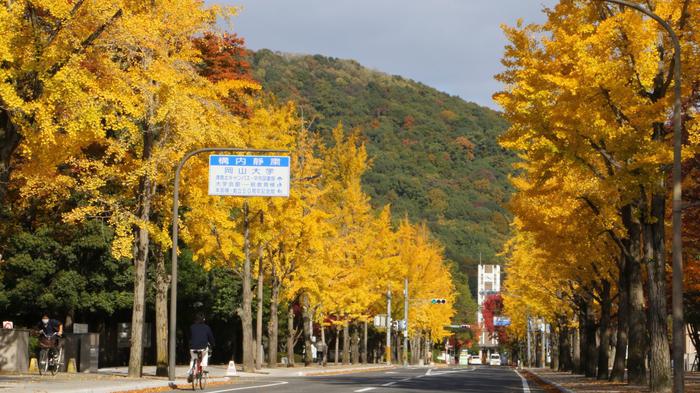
[468,355,482,365]
[489,353,501,366]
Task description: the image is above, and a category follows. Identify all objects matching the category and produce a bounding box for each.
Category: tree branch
[45,0,86,47]
[46,8,123,77]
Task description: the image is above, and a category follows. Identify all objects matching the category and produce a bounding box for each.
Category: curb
[523,369,576,393]
[301,365,397,377]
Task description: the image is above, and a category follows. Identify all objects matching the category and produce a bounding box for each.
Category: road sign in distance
[209,155,290,197]
[494,316,511,327]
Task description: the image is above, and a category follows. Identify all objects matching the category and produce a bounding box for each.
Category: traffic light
[431,298,446,304]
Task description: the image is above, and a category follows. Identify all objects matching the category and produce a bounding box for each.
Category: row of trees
[496,1,699,392]
[0,0,455,377]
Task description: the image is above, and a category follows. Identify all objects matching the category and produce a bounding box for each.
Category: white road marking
[354,388,377,392]
[207,381,289,392]
[385,371,398,374]
[425,368,432,376]
[428,368,475,376]
[381,381,397,386]
[514,369,531,393]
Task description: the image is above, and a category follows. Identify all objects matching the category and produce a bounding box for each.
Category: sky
[212,1,557,109]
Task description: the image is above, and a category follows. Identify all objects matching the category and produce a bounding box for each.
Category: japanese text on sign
[208,155,290,197]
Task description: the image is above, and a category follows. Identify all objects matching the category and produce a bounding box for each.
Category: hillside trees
[497,1,700,391]
[249,50,514,276]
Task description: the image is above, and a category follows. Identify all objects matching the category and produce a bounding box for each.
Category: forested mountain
[250,50,514,277]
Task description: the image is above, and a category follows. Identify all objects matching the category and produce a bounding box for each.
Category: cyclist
[35,313,63,372]
[36,313,63,343]
[187,313,215,383]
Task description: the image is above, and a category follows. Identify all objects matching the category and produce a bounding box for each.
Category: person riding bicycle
[187,313,215,383]
[36,313,63,346]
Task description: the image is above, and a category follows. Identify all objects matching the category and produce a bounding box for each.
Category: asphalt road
[194,366,544,393]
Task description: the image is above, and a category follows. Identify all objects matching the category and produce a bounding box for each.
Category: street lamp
[596,1,684,391]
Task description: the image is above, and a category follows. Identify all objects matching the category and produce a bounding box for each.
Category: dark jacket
[189,322,215,350]
[37,319,62,336]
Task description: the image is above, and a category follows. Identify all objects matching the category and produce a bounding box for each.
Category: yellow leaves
[496,0,700,339]
[2,0,457,338]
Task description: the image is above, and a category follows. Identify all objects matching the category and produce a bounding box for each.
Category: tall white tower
[477,264,501,353]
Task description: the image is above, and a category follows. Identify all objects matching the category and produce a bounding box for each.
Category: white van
[489,353,501,366]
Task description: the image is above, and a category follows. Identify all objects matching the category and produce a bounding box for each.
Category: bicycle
[37,332,63,376]
[191,348,209,390]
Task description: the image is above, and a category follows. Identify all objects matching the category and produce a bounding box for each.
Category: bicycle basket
[39,336,58,349]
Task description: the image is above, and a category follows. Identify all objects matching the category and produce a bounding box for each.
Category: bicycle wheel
[199,370,208,390]
[49,349,59,376]
[191,368,198,390]
[38,349,48,375]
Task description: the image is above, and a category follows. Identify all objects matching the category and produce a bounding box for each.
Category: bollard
[28,358,38,372]
[226,360,237,377]
[67,358,77,373]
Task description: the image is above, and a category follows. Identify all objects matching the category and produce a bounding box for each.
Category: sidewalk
[0,363,397,393]
[525,368,700,393]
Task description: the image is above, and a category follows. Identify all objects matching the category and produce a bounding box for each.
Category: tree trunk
[597,280,611,380]
[128,129,154,378]
[287,305,295,367]
[362,321,368,364]
[64,309,75,333]
[644,190,672,392]
[0,109,21,207]
[551,327,559,371]
[410,335,421,365]
[425,332,432,365]
[154,246,170,377]
[127,200,149,378]
[626,203,647,385]
[351,326,360,364]
[611,248,629,382]
[302,295,312,366]
[583,294,598,378]
[343,323,350,365]
[559,323,572,372]
[255,246,264,370]
[238,202,254,372]
[572,327,581,374]
[268,264,279,368]
[321,322,327,366]
[334,325,340,366]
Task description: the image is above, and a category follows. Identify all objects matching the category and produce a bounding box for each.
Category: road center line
[206,381,289,392]
[354,388,377,392]
[514,369,531,393]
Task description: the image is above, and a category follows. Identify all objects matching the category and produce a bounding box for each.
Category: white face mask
[42,319,49,324]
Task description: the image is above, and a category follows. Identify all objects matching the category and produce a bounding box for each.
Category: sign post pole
[168,148,288,381]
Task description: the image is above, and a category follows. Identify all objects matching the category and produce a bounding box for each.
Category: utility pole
[403,278,409,367]
[386,287,392,365]
[526,314,532,367]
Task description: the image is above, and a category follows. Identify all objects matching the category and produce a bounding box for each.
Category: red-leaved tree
[193,32,256,117]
